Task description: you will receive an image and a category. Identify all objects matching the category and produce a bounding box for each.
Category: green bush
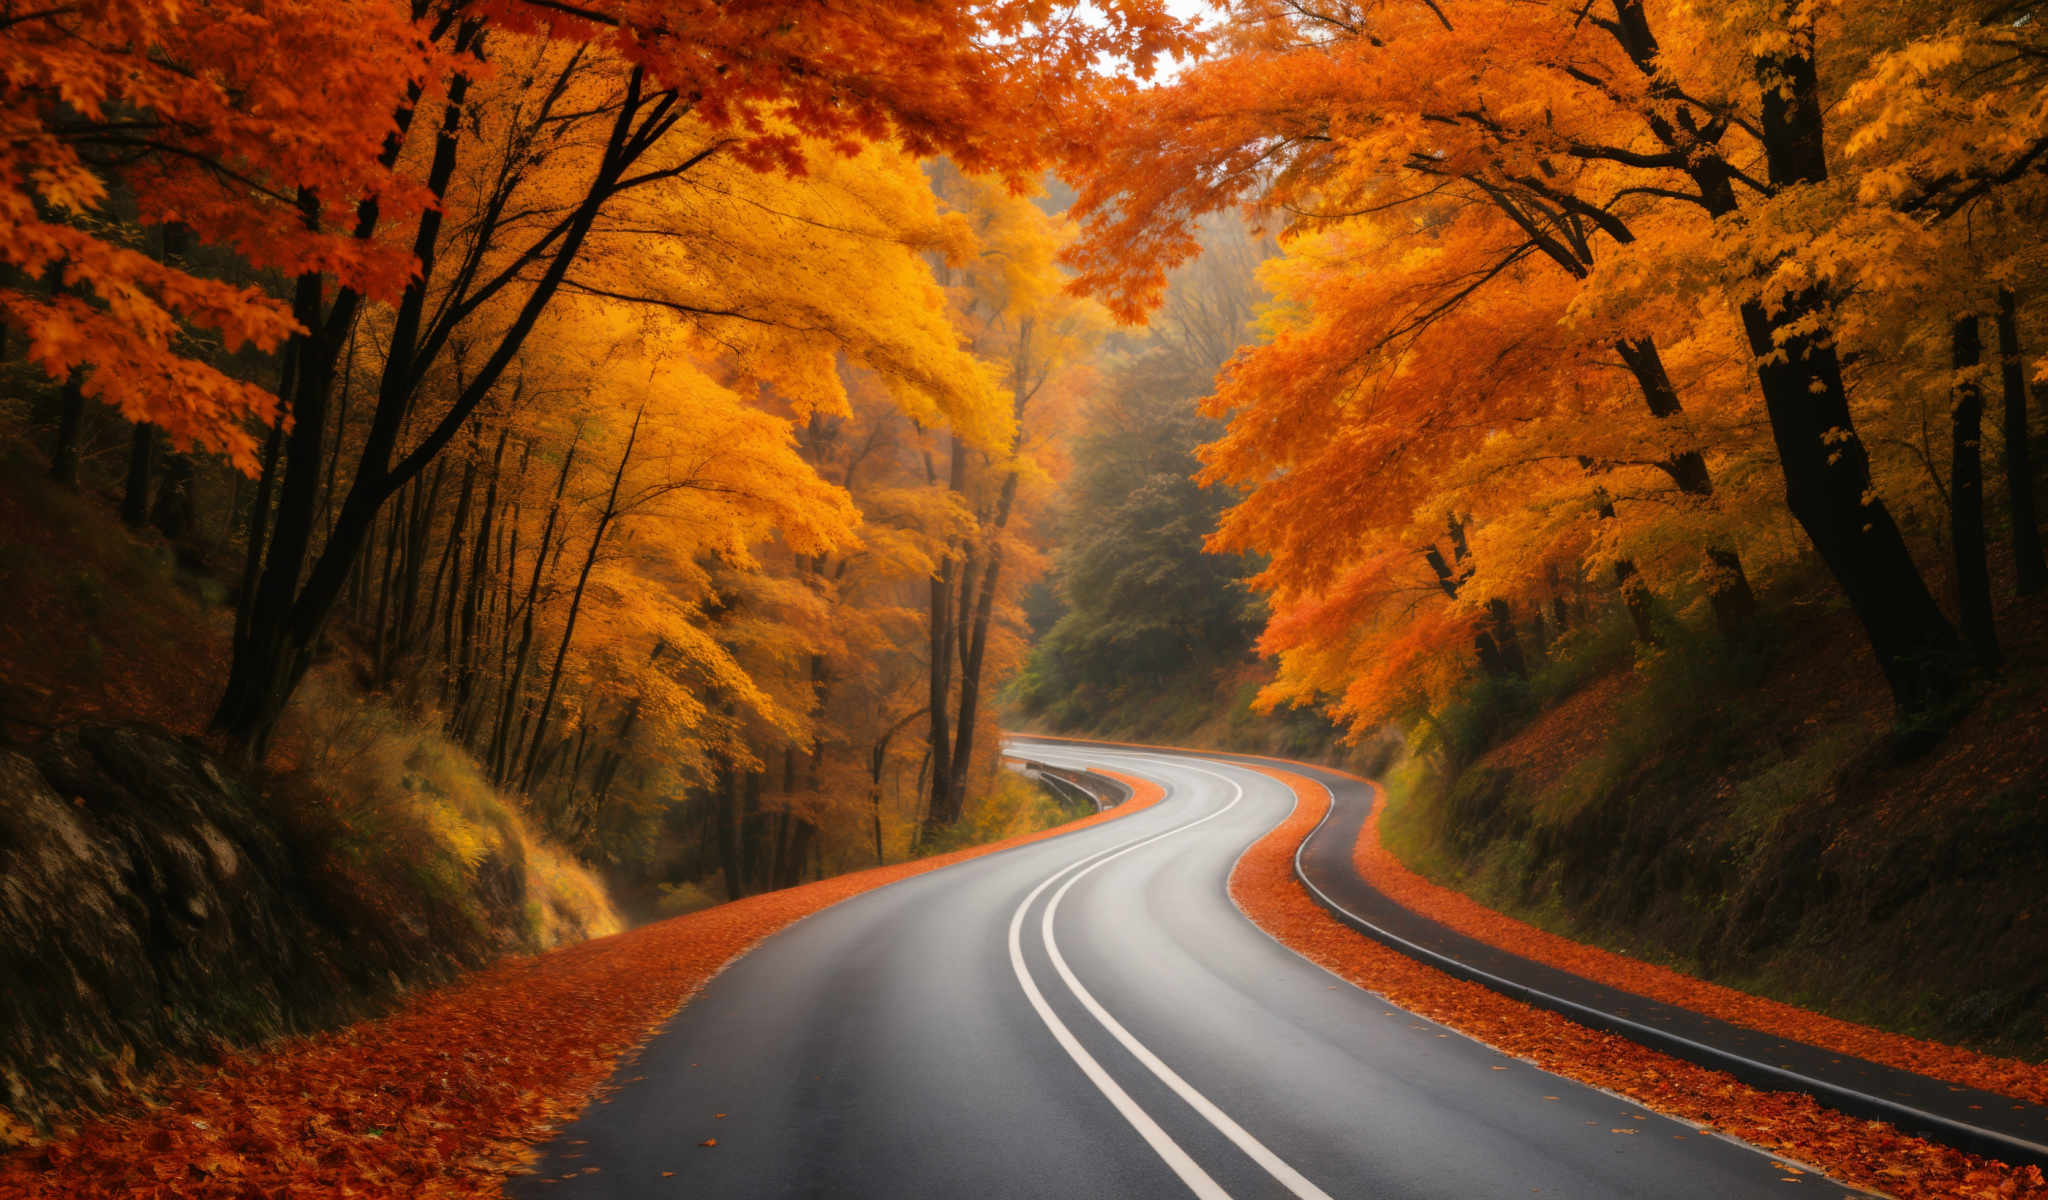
[277,669,622,952]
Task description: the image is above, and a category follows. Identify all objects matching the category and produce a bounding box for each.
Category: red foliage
[1230,764,2048,1200]
[1352,780,2048,1108]
[0,771,1161,1199]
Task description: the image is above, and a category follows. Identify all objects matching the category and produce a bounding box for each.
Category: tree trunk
[1615,336,1757,636]
[237,412,287,642]
[432,455,477,667]
[1485,599,1526,678]
[945,484,1013,816]
[49,370,85,486]
[1998,288,2045,596]
[924,539,958,833]
[151,452,197,543]
[393,457,446,665]
[1951,315,2000,670]
[1605,1,1963,718]
[451,429,510,728]
[870,707,925,866]
[716,762,745,902]
[371,483,403,686]
[520,405,641,794]
[209,52,680,755]
[121,422,155,528]
[489,435,577,783]
[1738,33,1965,719]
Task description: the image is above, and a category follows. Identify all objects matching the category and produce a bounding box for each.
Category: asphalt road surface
[511,741,1866,1199]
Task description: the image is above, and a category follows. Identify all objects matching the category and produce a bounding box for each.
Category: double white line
[1004,756,1335,1200]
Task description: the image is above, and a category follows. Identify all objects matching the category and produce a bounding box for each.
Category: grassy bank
[1376,583,2048,1059]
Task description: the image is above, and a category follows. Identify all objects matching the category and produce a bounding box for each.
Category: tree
[1060,0,2046,729]
[1020,217,1267,728]
[206,0,1193,754]
[0,0,425,466]
[921,169,1103,833]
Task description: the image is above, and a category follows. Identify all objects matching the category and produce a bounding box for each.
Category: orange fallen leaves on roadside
[1231,765,2048,1200]
[1348,779,2048,1109]
[0,773,1163,1199]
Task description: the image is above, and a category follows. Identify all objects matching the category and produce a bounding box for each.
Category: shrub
[275,669,623,957]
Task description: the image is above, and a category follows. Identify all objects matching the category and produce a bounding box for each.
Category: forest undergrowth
[0,430,1076,1138]
[1377,558,2048,1060]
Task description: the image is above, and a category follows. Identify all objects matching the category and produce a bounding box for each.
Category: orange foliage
[0,0,431,466]
[0,772,1162,1199]
[1231,765,2048,1200]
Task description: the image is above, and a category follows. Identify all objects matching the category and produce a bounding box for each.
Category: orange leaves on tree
[0,0,433,467]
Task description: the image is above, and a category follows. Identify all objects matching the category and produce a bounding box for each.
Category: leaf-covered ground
[1230,764,2048,1200]
[0,771,1162,1199]
[1353,776,2048,1106]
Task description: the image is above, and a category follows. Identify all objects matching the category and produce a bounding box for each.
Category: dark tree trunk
[1615,336,1757,637]
[49,371,85,485]
[450,429,510,730]
[1605,1,1963,719]
[1584,487,1657,646]
[945,469,1018,817]
[121,422,156,528]
[869,706,925,866]
[923,534,958,833]
[1998,288,2046,596]
[1616,560,1655,646]
[431,453,477,665]
[1951,316,2000,670]
[1486,599,1526,678]
[716,763,745,902]
[209,52,691,755]
[1737,34,1965,719]
[1425,523,1534,673]
[490,436,577,783]
[393,457,445,664]
[520,405,641,793]
[371,483,403,685]
[237,412,287,642]
[151,452,197,542]
[739,771,768,893]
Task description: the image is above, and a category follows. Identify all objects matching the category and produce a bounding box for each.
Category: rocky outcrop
[0,725,356,1128]
[0,723,612,1137]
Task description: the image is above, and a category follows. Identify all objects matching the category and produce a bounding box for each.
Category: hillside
[1378,564,2048,1059]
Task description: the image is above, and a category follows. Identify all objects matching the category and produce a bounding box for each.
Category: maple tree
[1,0,426,468]
[918,167,1105,833]
[82,0,1188,752]
[1,0,1203,918]
[1063,0,2048,738]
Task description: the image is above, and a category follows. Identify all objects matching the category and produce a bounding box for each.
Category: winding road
[511,741,1862,1198]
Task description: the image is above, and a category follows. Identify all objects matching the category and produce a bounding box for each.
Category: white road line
[1012,749,1338,1200]
[1029,746,1900,1198]
[1008,826,1233,1199]
[1038,764,1339,1200]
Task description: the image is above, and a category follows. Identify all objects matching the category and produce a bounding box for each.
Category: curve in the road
[1023,733,2048,1173]
[1002,788,1242,1200]
[510,740,1880,1197]
[1026,765,1334,1200]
